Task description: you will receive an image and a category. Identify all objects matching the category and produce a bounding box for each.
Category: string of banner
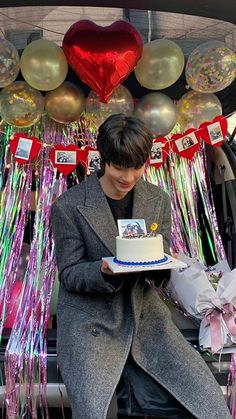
[8,112,233,176]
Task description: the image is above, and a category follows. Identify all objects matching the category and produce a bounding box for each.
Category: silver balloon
[86,85,134,126]
[134,93,177,137]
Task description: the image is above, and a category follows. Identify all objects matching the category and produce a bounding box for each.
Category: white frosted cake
[115,234,164,265]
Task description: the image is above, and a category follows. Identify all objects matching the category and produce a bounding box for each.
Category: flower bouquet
[167,253,236,354]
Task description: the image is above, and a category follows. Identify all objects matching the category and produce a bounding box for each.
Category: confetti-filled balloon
[86,85,134,127]
[0,38,20,87]
[0,81,44,127]
[45,81,85,123]
[20,39,68,91]
[186,40,236,93]
[177,90,222,131]
[134,92,177,137]
[134,39,185,90]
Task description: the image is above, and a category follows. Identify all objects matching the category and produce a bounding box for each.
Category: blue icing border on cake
[113,255,168,266]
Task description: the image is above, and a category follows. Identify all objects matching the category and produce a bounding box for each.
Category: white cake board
[102,254,187,273]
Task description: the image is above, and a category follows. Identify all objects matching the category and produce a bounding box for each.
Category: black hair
[96,114,153,169]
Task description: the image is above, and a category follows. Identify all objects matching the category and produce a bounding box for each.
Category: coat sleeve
[147,192,172,287]
[51,201,123,294]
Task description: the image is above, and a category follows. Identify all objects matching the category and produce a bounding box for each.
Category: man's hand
[101,261,116,275]
[101,261,129,276]
[172,252,179,259]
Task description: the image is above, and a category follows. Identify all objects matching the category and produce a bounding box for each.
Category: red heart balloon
[149,137,169,169]
[171,129,201,160]
[63,20,143,103]
[50,145,88,176]
[10,133,42,164]
[198,116,227,147]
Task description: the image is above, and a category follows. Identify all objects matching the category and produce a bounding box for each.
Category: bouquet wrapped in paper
[168,254,236,354]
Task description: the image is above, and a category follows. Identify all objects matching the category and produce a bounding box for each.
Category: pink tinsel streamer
[145,145,226,263]
[3,125,67,418]
[0,161,32,338]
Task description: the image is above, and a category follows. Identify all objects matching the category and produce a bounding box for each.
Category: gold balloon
[20,39,68,91]
[0,81,44,127]
[134,39,185,90]
[45,81,85,123]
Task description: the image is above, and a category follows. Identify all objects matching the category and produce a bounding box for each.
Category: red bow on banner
[149,137,170,169]
[63,20,143,103]
[199,115,228,147]
[171,129,201,160]
[9,133,42,164]
[50,145,88,176]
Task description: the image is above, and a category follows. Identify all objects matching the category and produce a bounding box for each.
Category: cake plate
[102,254,188,273]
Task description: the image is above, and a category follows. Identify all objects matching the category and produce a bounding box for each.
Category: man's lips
[118,181,133,188]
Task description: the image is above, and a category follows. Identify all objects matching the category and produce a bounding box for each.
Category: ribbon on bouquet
[204,303,236,353]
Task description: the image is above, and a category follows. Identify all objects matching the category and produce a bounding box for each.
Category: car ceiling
[0,0,235,25]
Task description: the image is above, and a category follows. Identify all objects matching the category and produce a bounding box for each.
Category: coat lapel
[77,175,118,255]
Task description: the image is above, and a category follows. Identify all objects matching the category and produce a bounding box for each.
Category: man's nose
[121,169,134,182]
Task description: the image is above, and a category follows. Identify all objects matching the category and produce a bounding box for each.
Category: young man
[51,114,231,419]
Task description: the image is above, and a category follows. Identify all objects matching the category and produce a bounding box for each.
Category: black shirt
[105,189,133,223]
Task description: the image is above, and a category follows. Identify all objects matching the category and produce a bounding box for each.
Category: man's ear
[100,159,105,173]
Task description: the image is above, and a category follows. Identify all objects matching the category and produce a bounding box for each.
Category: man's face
[102,162,145,198]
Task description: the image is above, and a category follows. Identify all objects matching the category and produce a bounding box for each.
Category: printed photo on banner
[117,219,147,238]
[175,132,198,152]
[88,150,101,171]
[15,137,33,160]
[55,150,77,165]
[150,142,163,164]
[207,121,224,145]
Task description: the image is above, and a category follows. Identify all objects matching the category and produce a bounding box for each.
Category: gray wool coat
[51,173,231,419]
